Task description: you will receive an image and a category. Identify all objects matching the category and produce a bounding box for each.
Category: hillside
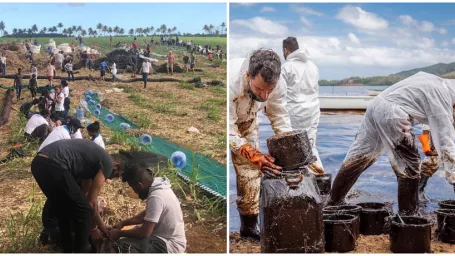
[320,61,455,86]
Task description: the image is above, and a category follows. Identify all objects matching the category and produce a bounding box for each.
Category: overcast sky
[230,3,455,80]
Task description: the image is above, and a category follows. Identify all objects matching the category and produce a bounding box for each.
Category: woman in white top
[111,62,117,82]
[54,86,65,118]
[87,121,105,149]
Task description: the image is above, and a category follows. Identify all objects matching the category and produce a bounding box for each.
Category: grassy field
[0,36,227,55]
[0,38,227,253]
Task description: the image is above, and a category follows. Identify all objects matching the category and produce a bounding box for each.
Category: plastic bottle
[86,90,94,96]
[139,134,152,146]
[119,123,131,131]
[76,106,84,119]
[85,95,92,102]
[89,99,97,105]
[96,104,102,110]
[171,151,187,169]
[105,114,114,123]
[94,109,101,116]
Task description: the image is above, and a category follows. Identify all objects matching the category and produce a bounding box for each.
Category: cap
[69,118,84,129]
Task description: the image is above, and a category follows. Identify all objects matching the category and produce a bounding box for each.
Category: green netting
[81,91,226,199]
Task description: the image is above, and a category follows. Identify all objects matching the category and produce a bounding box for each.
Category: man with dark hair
[24,108,52,142]
[32,139,117,252]
[281,36,325,176]
[104,164,186,253]
[229,49,292,240]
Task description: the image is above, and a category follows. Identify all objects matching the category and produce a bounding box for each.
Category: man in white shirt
[61,80,70,119]
[107,164,186,253]
[1,53,6,75]
[24,109,51,142]
[140,59,152,89]
[39,118,84,151]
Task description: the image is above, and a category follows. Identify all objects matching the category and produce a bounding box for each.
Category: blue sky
[0,3,226,35]
[230,3,455,80]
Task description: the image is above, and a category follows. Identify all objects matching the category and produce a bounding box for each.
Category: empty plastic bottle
[139,134,152,146]
[94,109,101,116]
[89,100,97,105]
[96,104,102,110]
[171,151,187,169]
[76,106,84,119]
[86,90,94,96]
[119,123,131,131]
[85,95,92,102]
[105,114,114,123]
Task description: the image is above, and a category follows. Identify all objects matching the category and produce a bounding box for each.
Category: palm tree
[96,23,103,35]
[42,27,47,34]
[114,26,119,36]
[52,26,57,33]
[220,22,225,35]
[135,28,140,36]
[102,25,107,36]
[57,22,63,33]
[3,31,8,36]
[31,24,38,34]
[172,26,177,35]
[167,28,171,35]
[62,28,68,36]
[209,24,214,34]
[27,28,33,35]
[77,25,82,33]
[81,29,87,37]
[88,27,93,37]
[129,28,134,37]
[203,25,209,34]
[93,31,98,37]
[0,21,5,37]
[160,24,167,35]
[119,28,125,36]
[150,26,154,35]
[143,27,150,36]
[108,27,113,36]
[12,28,17,35]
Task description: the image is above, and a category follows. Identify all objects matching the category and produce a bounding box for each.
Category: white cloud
[230,34,455,79]
[260,6,275,13]
[348,33,361,44]
[452,38,455,44]
[300,16,312,27]
[439,28,448,35]
[441,41,449,47]
[398,15,437,33]
[231,17,289,36]
[336,6,388,30]
[236,3,255,6]
[68,3,85,7]
[292,4,323,17]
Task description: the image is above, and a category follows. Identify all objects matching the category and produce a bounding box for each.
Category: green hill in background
[320,62,455,86]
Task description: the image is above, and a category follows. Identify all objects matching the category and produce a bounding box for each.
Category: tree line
[0,21,227,37]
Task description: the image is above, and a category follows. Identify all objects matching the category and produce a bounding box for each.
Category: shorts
[55,62,62,69]
[142,72,148,82]
[167,63,174,69]
[100,70,105,77]
[184,63,190,69]
[48,76,53,82]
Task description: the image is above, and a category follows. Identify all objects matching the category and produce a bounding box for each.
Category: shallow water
[229,86,454,231]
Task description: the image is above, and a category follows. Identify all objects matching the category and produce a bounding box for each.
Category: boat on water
[319,95,375,110]
[368,89,384,96]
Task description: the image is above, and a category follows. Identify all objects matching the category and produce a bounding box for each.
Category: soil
[229,213,455,253]
[0,43,226,253]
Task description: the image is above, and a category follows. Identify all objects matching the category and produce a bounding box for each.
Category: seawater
[229,86,454,231]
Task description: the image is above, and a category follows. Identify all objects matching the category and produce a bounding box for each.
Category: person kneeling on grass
[93,164,186,253]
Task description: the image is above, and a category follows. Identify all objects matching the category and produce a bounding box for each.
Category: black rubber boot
[418,175,430,203]
[397,177,420,215]
[239,214,260,241]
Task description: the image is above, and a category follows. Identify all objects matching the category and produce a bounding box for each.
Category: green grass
[153,102,177,114]
[177,82,195,90]
[3,184,45,253]
[155,91,175,100]
[0,36,226,56]
[197,97,225,121]
[209,86,226,95]
[128,92,151,108]
[115,84,135,93]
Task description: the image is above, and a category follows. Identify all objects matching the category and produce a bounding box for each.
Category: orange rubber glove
[418,133,438,156]
[239,143,282,177]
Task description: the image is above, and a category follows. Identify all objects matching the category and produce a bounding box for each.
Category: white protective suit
[281,48,324,173]
[229,56,292,216]
[330,72,455,205]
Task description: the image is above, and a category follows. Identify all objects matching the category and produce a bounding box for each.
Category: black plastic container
[315,173,331,195]
[357,202,392,235]
[323,214,357,252]
[389,216,432,253]
[323,204,361,239]
[260,172,324,253]
[439,200,455,209]
[435,208,455,244]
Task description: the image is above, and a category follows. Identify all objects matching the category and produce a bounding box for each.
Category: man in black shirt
[32,139,117,253]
